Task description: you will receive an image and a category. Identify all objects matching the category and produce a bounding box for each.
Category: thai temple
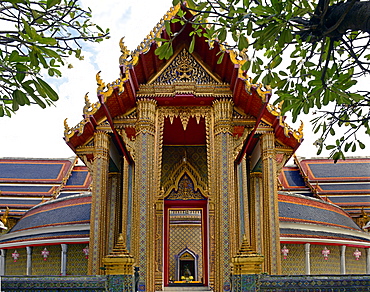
[1,3,370,292]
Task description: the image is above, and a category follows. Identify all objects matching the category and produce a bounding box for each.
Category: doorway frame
[164,199,208,286]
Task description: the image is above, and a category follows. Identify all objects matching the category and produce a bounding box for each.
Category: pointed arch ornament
[161,158,208,200]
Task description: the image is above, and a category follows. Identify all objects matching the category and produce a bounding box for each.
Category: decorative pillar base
[102,234,135,275]
[231,236,264,275]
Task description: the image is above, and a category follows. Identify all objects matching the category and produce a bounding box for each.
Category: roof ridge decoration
[117,2,272,99]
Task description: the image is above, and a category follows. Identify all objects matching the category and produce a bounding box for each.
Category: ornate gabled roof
[64,3,303,157]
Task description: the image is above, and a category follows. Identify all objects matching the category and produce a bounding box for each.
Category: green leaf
[12,89,27,106]
[187,0,196,9]
[164,20,171,36]
[36,77,59,101]
[218,28,226,42]
[326,145,336,150]
[38,37,57,45]
[217,52,224,64]
[12,99,19,111]
[189,35,195,53]
[241,60,251,71]
[358,141,365,149]
[46,0,61,9]
[23,81,46,108]
[238,35,249,51]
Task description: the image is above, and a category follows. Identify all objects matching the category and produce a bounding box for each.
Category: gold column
[208,201,216,288]
[107,173,121,254]
[240,157,250,243]
[133,99,157,291]
[212,99,235,291]
[121,158,130,249]
[260,132,281,274]
[249,172,264,254]
[88,131,110,275]
[154,201,163,291]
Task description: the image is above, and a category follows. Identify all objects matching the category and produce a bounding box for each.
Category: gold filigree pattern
[137,82,232,97]
[166,174,205,200]
[154,48,219,84]
[161,107,208,131]
[267,102,304,143]
[161,158,208,199]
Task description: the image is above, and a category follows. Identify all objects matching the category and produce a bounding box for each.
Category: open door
[164,200,208,286]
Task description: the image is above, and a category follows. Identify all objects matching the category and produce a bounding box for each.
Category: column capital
[136,98,157,135]
[213,99,234,134]
[94,131,110,160]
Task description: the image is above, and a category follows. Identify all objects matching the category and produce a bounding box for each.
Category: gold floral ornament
[96,72,126,103]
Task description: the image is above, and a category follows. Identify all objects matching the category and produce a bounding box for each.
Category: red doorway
[164,199,208,286]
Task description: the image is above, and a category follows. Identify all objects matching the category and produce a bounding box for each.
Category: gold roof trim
[96,72,126,103]
[64,117,90,142]
[83,93,101,116]
[119,4,181,68]
[137,82,232,98]
[267,102,304,142]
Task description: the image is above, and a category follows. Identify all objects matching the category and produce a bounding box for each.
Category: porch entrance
[164,201,208,287]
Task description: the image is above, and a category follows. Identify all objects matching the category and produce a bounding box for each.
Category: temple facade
[1,3,370,292]
[62,4,303,291]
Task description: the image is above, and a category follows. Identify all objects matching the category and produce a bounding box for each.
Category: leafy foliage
[159,0,370,161]
[0,0,109,117]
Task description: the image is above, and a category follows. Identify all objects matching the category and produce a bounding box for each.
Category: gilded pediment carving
[151,48,220,85]
[138,48,232,97]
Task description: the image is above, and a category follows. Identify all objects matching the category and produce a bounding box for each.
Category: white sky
[0,0,369,161]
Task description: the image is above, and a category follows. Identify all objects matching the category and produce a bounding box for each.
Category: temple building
[1,3,370,292]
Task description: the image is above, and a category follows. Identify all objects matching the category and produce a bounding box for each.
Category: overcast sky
[0,0,369,161]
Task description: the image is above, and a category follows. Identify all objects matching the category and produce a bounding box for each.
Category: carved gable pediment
[137,48,232,97]
[150,48,221,85]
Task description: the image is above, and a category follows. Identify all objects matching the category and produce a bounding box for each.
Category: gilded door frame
[164,199,209,287]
